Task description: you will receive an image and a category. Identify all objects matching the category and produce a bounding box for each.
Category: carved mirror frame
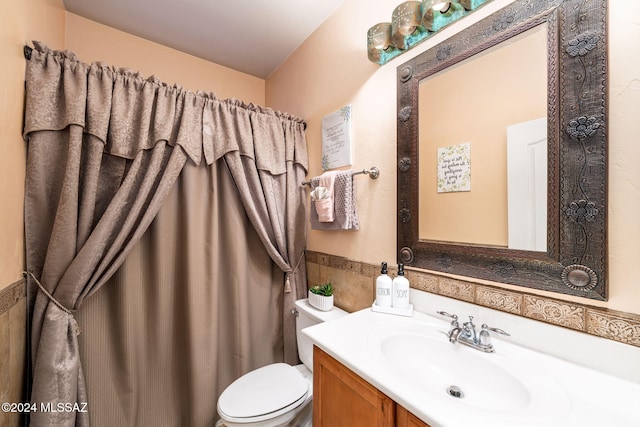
[397,0,608,300]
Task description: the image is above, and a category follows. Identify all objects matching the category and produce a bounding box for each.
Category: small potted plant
[308,281,334,311]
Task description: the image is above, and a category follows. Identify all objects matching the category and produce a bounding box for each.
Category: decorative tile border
[306,250,640,348]
[0,278,26,316]
[438,278,475,303]
[587,310,640,347]
[523,295,585,331]
[476,286,522,314]
[409,271,438,294]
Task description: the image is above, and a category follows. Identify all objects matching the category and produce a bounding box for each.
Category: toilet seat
[217,363,310,423]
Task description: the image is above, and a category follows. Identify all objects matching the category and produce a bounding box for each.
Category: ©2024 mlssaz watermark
[2,401,88,413]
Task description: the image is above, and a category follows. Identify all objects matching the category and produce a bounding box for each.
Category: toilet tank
[294,299,347,371]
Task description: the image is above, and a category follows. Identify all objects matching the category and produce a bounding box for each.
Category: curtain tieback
[284,253,306,293]
[25,271,81,336]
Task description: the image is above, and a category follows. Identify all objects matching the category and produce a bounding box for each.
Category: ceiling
[62,0,346,79]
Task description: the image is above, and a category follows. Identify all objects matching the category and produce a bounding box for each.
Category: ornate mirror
[397,0,608,300]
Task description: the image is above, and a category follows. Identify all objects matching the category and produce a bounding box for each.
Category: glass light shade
[432,1,450,11]
[421,0,465,32]
[392,1,423,49]
[366,0,495,65]
[367,23,394,63]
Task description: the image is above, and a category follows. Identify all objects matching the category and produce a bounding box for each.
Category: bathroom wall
[266,0,640,329]
[64,13,265,105]
[0,0,65,424]
[0,0,65,290]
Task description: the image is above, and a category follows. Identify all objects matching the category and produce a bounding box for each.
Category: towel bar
[302,166,380,186]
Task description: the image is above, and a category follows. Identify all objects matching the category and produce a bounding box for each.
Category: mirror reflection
[418,24,547,251]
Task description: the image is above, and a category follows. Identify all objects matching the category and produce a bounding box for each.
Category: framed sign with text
[321,105,352,170]
[437,142,471,193]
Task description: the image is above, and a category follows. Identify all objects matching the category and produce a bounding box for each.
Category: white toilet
[216,298,347,427]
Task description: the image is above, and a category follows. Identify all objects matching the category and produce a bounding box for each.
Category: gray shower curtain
[77,159,284,426]
[23,41,308,426]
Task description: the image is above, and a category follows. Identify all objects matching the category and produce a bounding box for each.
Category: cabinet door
[313,346,395,427]
[396,405,431,427]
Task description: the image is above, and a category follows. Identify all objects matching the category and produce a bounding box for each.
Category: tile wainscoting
[0,278,27,427]
[306,251,640,348]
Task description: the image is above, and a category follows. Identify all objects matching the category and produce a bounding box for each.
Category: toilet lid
[217,363,309,420]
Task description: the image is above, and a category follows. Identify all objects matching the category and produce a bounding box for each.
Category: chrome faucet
[448,326,462,343]
[436,311,460,342]
[460,316,478,343]
[436,311,510,353]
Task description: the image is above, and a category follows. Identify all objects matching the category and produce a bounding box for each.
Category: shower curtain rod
[22,44,309,130]
[302,166,380,186]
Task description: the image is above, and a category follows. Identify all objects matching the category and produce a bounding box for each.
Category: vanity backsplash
[305,250,640,349]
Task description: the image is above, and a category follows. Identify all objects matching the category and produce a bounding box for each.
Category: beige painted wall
[65,13,264,105]
[266,0,640,315]
[0,0,66,290]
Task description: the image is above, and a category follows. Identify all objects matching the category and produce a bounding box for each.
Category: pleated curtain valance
[23,41,308,174]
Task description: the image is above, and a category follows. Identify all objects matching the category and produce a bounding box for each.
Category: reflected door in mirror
[507,117,547,251]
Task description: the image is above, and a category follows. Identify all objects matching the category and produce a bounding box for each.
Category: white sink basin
[379,333,530,410]
[303,303,640,427]
[367,319,571,423]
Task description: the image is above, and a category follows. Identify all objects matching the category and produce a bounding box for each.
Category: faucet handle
[436,310,457,319]
[478,324,510,350]
[436,310,458,322]
[481,324,510,336]
[436,311,459,328]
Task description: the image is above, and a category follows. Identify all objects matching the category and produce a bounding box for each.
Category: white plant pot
[308,291,334,311]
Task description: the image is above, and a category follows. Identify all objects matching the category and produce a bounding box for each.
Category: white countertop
[303,300,640,427]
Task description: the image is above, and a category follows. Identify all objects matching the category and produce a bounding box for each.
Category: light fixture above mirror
[367,0,493,65]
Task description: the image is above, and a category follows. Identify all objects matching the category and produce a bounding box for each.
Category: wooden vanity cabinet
[313,346,430,427]
[396,405,430,427]
[313,346,395,426]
